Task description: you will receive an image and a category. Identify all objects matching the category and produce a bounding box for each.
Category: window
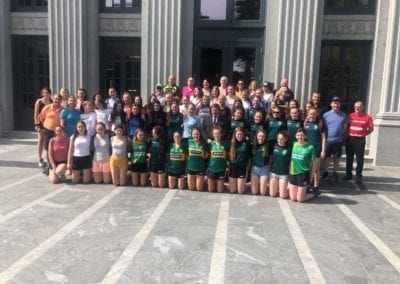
[197,0,264,27]
[10,0,48,12]
[100,38,141,96]
[100,0,141,13]
[319,41,371,113]
[325,0,375,15]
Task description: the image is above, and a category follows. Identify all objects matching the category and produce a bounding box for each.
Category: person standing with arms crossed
[343,101,373,183]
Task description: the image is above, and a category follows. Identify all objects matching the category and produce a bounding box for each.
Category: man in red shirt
[343,101,374,182]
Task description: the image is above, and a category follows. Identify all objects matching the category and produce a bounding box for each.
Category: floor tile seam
[0,187,124,284]
[325,193,400,275]
[277,198,326,284]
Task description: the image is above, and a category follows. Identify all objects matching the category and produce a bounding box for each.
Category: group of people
[33,75,374,203]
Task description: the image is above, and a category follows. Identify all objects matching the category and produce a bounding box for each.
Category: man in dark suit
[201,103,230,142]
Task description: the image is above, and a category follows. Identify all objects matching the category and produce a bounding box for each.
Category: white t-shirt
[95,108,112,129]
[72,134,91,157]
[80,112,97,136]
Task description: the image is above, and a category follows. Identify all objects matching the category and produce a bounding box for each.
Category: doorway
[12,36,49,130]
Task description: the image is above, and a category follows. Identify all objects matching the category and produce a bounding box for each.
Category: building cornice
[9,12,48,35]
[98,13,141,37]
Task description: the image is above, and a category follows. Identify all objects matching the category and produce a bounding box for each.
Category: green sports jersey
[167,113,183,141]
[252,144,270,167]
[304,120,323,147]
[230,119,247,137]
[131,142,147,164]
[290,142,315,175]
[250,122,266,143]
[286,119,302,146]
[187,139,207,172]
[149,138,166,165]
[208,141,228,172]
[267,118,286,141]
[271,145,291,175]
[230,141,250,165]
[168,143,186,173]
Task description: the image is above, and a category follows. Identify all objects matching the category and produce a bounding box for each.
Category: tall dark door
[12,36,49,130]
[319,40,371,113]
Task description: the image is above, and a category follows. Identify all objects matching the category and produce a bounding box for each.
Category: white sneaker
[38,159,45,168]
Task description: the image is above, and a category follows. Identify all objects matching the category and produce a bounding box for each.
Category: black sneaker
[333,172,339,181]
[342,175,352,181]
[306,185,314,194]
[322,171,329,180]
[313,187,321,197]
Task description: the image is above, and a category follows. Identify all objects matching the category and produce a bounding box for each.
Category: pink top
[182,86,194,97]
[49,137,70,162]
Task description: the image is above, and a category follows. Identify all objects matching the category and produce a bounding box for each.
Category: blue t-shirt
[183,115,200,138]
[60,108,81,137]
[323,110,347,143]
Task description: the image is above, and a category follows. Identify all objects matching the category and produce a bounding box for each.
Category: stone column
[0,0,12,134]
[48,0,94,95]
[141,0,182,99]
[369,0,400,166]
[264,0,324,105]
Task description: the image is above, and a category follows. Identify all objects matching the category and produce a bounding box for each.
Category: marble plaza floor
[0,137,399,283]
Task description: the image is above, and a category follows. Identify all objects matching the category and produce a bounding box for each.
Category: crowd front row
[48,120,320,203]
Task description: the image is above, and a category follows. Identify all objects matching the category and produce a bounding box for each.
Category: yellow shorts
[110,154,128,171]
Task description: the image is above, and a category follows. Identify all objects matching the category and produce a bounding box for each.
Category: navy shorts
[326,142,342,159]
[289,172,310,187]
[229,164,247,178]
[207,169,226,180]
[129,163,147,173]
[149,163,165,173]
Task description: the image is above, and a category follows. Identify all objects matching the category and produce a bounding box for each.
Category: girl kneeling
[167,132,186,189]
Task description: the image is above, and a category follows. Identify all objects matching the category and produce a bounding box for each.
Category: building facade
[0,0,399,166]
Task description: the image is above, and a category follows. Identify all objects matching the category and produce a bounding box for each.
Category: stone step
[3,131,37,140]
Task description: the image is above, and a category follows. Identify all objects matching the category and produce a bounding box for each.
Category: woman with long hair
[269,131,291,198]
[229,127,250,194]
[109,125,129,186]
[207,126,228,193]
[60,96,81,137]
[67,121,92,184]
[48,125,69,184]
[186,128,208,191]
[92,122,112,184]
[167,132,186,189]
[251,130,270,195]
[130,129,148,186]
[34,87,52,168]
[148,126,167,187]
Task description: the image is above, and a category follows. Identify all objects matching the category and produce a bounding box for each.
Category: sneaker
[322,171,329,180]
[342,175,352,181]
[333,172,339,181]
[38,158,45,168]
[306,185,314,194]
[313,187,321,197]
[42,167,49,176]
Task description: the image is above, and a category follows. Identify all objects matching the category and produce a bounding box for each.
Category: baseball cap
[331,96,341,102]
[156,83,163,89]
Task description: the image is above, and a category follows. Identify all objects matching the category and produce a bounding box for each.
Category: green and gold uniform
[290,142,315,175]
[187,139,208,172]
[168,143,186,174]
[208,141,229,173]
[271,145,291,175]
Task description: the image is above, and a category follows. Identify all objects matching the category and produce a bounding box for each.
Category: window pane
[234,0,261,20]
[200,48,223,86]
[200,0,227,20]
[125,0,133,8]
[232,48,256,85]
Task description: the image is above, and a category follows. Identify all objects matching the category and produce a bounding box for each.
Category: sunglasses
[273,112,280,114]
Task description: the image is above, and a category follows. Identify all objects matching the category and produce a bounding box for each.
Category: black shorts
[289,172,310,187]
[229,164,247,178]
[43,128,55,150]
[187,169,206,176]
[129,163,147,173]
[326,142,343,159]
[50,160,67,170]
[149,163,165,173]
[72,156,92,171]
[207,169,226,180]
[168,170,185,178]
